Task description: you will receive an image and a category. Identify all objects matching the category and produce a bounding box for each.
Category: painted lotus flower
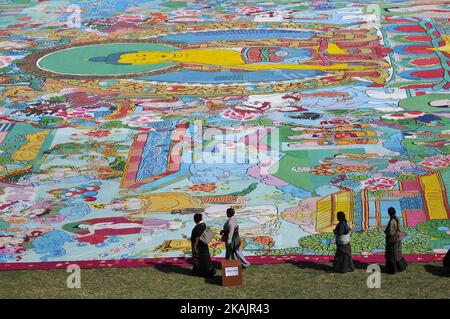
[361,176,397,191]
[421,155,450,168]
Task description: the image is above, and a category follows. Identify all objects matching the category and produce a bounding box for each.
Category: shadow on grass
[353,260,373,270]
[154,263,193,276]
[153,261,223,286]
[424,264,450,277]
[354,260,393,272]
[205,275,222,286]
[288,261,333,272]
[288,259,370,273]
[205,260,223,286]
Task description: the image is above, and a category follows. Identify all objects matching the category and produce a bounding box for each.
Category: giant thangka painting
[0,0,449,270]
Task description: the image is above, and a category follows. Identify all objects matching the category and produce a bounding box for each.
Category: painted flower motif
[188,183,217,193]
[222,108,259,121]
[236,6,265,15]
[421,155,450,168]
[361,177,397,191]
[85,130,111,138]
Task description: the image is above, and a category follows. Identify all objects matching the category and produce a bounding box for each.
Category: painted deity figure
[90,42,366,73]
[63,217,185,245]
[94,192,204,215]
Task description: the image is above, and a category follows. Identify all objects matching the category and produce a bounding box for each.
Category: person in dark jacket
[191,213,214,277]
[443,249,450,271]
[332,211,354,273]
[384,207,407,274]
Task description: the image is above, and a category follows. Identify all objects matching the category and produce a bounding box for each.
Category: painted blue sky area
[74,0,164,19]
[158,29,316,44]
[140,69,323,84]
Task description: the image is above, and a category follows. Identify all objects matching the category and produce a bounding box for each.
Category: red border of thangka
[121,124,187,188]
[0,254,445,271]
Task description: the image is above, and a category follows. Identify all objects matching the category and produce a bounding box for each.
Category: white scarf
[337,233,351,245]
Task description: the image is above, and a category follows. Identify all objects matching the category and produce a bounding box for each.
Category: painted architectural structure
[316,171,450,232]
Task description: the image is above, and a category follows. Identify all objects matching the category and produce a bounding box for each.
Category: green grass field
[1,261,449,299]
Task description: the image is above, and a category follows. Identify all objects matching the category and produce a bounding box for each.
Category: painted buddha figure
[89,43,365,72]
[93,192,204,216]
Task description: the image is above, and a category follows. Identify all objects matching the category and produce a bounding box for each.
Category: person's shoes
[242,264,251,269]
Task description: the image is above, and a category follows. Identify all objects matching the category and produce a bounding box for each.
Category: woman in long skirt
[384,207,407,274]
[333,211,354,273]
[443,249,450,271]
[191,213,215,277]
[221,208,251,268]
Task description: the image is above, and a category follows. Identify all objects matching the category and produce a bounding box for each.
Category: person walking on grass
[191,213,215,278]
[221,207,251,268]
[332,211,354,273]
[443,248,450,271]
[384,207,407,274]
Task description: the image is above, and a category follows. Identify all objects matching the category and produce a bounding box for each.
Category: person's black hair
[337,211,347,222]
[226,207,235,217]
[388,207,396,217]
[193,213,203,223]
